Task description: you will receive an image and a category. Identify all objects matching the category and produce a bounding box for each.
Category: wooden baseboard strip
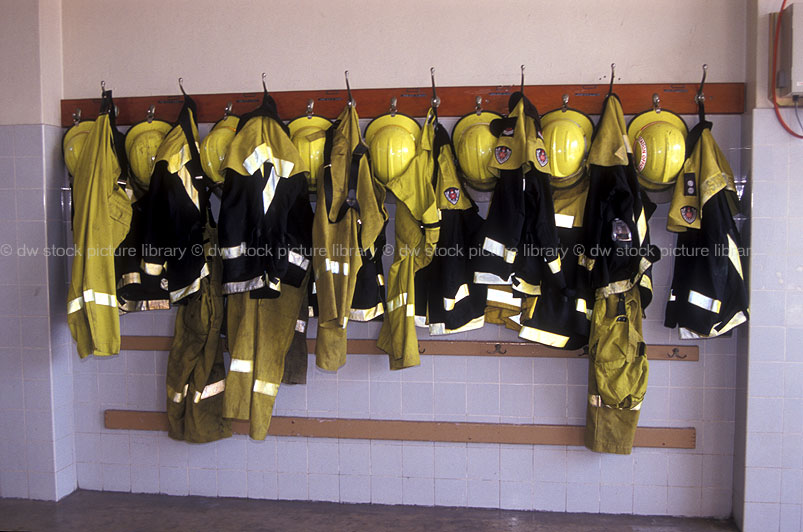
[104,410,695,449]
[119,336,698,361]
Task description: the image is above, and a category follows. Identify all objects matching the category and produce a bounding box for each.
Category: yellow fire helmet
[452,111,503,191]
[540,108,594,188]
[288,115,332,192]
[124,118,173,186]
[62,120,95,177]
[199,115,240,184]
[364,113,420,185]
[627,110,688,192]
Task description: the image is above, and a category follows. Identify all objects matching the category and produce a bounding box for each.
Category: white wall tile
[339,441,370,475]
[781,469,802,505]
[533,481,566,512]
[467,444,499,481]
[745,467,782,503]
[76,462,101,490]
[566,450,600,484]
[500,480,534,510]
[500,446,533,482]
[340,474,370,503]
[499,358,533,385]
[246,438,276,471]
[337,380,370,418]
[100,433,129,465]
[187,441,216,469]
[634,453,668,486]
[703,454,734,489]
[308,473,339,502]
[158,437,189,468]
[401,382,433,416]
[500,384,533,419]
[402,443,434,478]
[433,444,466,480]
[188,468,217,497]
[101,463,130,492]
[159,466,189,496]
[55,464,76,500]
[400,355,433,383]
[434,478,467,507]
[276,438,307,473]
[667,454,703,487]
[247,470,278,500]
[600,484,633,514]
[130,465,158,494]
[308,440,338,475]
[403,476,434,506]
[667,486,703,517]
[277,472,307,500]
[467,478,499,508]
[369,381,401,419]
[433,356,467,383]
[371,475,401,505]
[27,471,56,500]
[742,502,780,532]
[634,484,668,515]
[371,442,401,477]
[218,469,247,498]
[566,482,599,513]
[465,357,499,383]
[779,504,802,532]
[702,487,732,519]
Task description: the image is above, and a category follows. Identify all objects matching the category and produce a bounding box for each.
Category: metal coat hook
[344,70,355,108]
[561,94,569,112]
[695,64,708,105]
[430,67,440,109]
[607,63,616,95]
[223,102,233,119]
[652,93,661,113]
[520,64,525,93]
[389,97,398,117]
[100,80,106,95]
[261,72,269,94]
[418,346,426,354]
[667,347,687,359]
[475,96,483,115]
[72,108,81,125]
[146,105,156,123]
[178,77,187,96]
[306,99,314,118]
[486,343,507,355]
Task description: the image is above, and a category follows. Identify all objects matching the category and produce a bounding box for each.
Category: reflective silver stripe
[222,274,265,295]
[518,326,569,348]
[486,287,521,309]
[325,258,349,276]
[554,213,574,228]
[194,380,225,403]
[169,262,210,303]
[512,276,540,296]
[474,272,512,285]
[67,296,84,314]
[141,260,164,276]
[118,272,141,288]
[482,237,516,264]
[588,394,642,411]
[386,292,408,313]
[414,315,428,328]
[688,290,721,313]
[640,274,653,293]
[547,257,561,274]
[349,303,384,322]
[288,251,310,271]
[636,208,647,245]
[177,164,200,211]
[376,274,385,286]
[168,384,188,403]
[262,165,279,214]
[429,315,485,336]
[295,320,307,333]
[577,254,595,271]
[221,242,247,259]
[443,284,469,311]
[576,298,588,315]
[229,359,253,373]
[727,234,744,279]
[253,379,279,397]
[244,143,270,175]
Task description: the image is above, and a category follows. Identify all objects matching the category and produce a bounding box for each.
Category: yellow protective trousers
[584,286,648,454]
[223,275,308,440]
[165,226,231,443]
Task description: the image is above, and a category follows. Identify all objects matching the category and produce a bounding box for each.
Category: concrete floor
[0,490,739,532]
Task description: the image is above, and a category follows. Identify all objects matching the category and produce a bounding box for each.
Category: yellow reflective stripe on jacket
[229,358,253,373]
[518,325,570,348]
[687,289,722,313]
[482,236,516,264]
[193,380,225,403]
[253,380,279,397]
[67,289,118,314]
[443,284,469,311]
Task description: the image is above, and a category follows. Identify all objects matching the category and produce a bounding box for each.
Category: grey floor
[0,490,739,532]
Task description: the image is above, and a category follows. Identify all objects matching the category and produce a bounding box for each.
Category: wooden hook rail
[105,410,695,449]
[120,336,699,361]
[61,82,745,126]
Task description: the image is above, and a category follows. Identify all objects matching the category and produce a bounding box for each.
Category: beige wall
[61,0,747,99]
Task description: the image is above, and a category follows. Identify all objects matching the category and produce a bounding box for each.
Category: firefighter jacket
[141,95,212,303]
[312,105,387,371]
[517,176,594,350]
[377,110,441,368]
[582,93,657,455]
[166,224,231,443]
[664,120,749,338]
[412,112,487,335]
[68,90,132,358]
[218,92,312,297]
[471,92,565,335]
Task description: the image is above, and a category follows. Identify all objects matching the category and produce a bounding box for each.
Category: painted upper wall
[61,0,747,100]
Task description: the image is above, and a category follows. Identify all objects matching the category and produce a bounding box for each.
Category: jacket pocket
[108,188,133,249]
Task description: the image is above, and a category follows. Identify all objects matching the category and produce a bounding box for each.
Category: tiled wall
[735,108,803,532]
[0,124,75,500]
[66,115,744,517]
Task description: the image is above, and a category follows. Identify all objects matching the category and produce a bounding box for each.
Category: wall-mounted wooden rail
[61,82,745,126]
[105,410,695,449]
[120,336,699,361]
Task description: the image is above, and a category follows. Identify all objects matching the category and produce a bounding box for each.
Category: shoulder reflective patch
[554,213,574,228]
